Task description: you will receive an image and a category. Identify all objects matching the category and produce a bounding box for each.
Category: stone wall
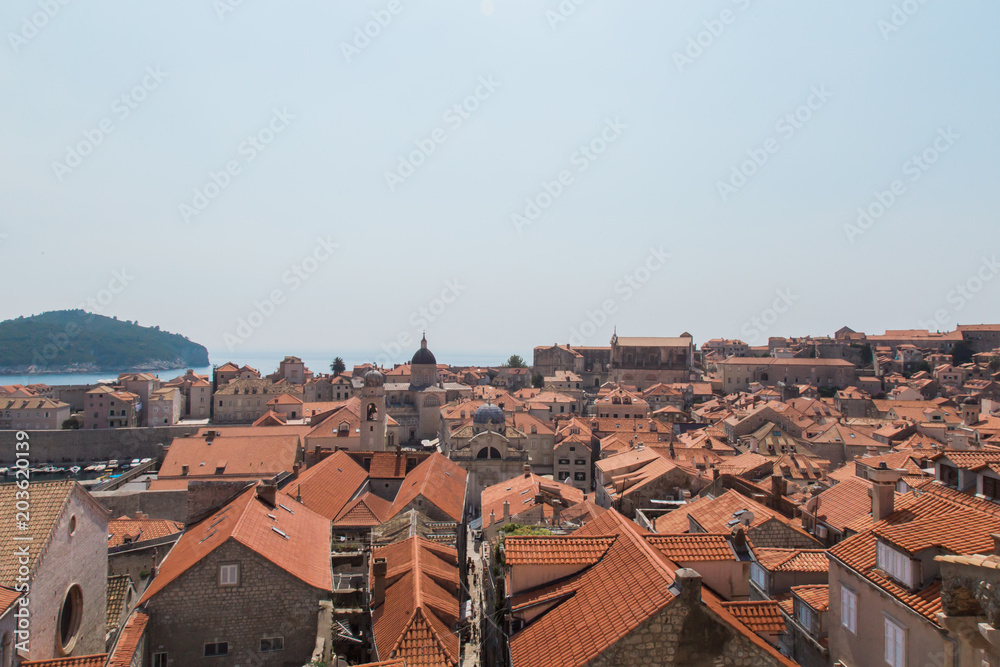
[144,539,328,665]
[584,582,783,666]
[25,489,108,661]
[92,489,189,522]
[0,425,199,465]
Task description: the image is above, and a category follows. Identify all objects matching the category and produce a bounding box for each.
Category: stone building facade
[143,539,328,665]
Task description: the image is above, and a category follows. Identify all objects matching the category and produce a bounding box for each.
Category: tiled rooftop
[505,536,615,566]
[791,584,829,612]
[721,600,787,634]
[646,534,737,562]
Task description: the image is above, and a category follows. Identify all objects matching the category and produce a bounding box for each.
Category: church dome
[411,334,437,366]
[363,368,385,387]
[473,403,505,426]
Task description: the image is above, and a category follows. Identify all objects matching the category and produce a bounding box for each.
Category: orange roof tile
[139,485,332,603]
[721,600,787,634]
[334,492,393,529]
[830,481,1000,621]
[160,432,300,479]
[753,548,829,573]
[372,537,460,667]
[791,584,829,612]
[21,657,107,667]
[288,450,370,521]
[481,472,584,528]
[504,536,615,566]
[0,585,20,617]
[507,509,795,667]
[390,454,467,523]
[107,610,149,667]
[646,534,736,562]
[108,516,184,548]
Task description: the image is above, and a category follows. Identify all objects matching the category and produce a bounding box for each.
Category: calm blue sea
[0,348,515,387]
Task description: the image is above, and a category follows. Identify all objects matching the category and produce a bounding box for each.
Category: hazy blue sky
[1,0,997,367]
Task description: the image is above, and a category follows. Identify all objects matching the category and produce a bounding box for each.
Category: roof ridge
[609,513,677,581]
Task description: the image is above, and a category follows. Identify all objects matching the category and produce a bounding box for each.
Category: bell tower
[361,366,387,450]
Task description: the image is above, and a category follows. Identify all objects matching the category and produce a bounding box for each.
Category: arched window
[58,585,84,654]
[477,447,502,459]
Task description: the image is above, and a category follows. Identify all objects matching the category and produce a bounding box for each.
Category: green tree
[531,372,545,389]
[330,356,346,374]
[506,354,527,368]
[953,341,974,366]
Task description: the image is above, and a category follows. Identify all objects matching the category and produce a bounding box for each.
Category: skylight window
[278,503,295,514]
[271,527,289,539]
[199,528,218,544]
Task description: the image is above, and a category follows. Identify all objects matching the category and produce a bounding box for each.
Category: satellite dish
[741,511,755,527]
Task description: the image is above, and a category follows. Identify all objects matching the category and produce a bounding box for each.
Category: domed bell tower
[361,367,387,450]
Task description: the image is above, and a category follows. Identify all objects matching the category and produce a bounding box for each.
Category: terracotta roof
[829,481,1000,622]
[372,537,460,667]
[21,657,107,667]
[653,489,781,535]
[481,472,584,528]
[933,449,1000,470]
[365,451,428,479]
[508,510,678,667]
[139,485,332,603]
[805,476,878,532]
[646,534,737,562]
[159,432,300,478]
[390,454,467,523]
[753,548,829,573]
[108,516,184,548]
[0,585,20,617]
[288,450,370,521]
[0,481,88,587]
[505,536,615,566]
[334,492,393,529]
[507,509,795,667]
[106,574,132,631]
[873,510,1000,555]
[107,609,149,667]
[791,584,829,612]
[721,600,787,634]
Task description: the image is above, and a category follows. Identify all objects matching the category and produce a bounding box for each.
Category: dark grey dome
[411,348,437,365]
[363,368,385,387]
[411,334,436,366]
[473,403,505,426]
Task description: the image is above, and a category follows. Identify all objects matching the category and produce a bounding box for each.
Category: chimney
[133,511,148,520]
[292,462,301,479]
[180,465,189,476]
[674,568,702,605]
[730,526,749,557]
[503,501,510,522]
[489,510,496,527]
[668,443,676,459]
[869,462,904,522]
[523,464,531,477]
[712,467,720,481]
[372,557,387,608]
[533,493,543,505]
[771,474,785,504]
[256,480,277,507]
